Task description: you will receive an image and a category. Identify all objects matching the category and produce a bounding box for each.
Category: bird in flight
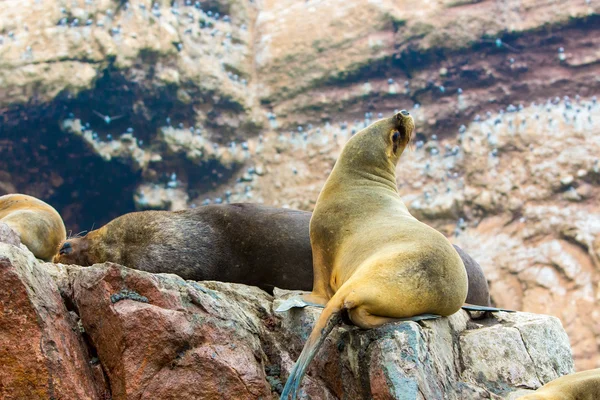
[93,110,125,124]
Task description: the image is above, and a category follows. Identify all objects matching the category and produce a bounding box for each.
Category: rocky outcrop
[1,238,575,399]
[0,229,109,399]
[1,0,599,370]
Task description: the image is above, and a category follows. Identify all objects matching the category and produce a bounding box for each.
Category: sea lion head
[336,110,415,178]
[53,228,104,266]
[386,110,415,160]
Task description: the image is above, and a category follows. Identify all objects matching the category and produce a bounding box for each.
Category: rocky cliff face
[1,0,599,369]
[0,232,574,399]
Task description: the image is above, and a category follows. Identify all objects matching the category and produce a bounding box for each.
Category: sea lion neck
[330,119,400,193]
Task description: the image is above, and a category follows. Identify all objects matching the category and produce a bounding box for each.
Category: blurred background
[0,0,598,370]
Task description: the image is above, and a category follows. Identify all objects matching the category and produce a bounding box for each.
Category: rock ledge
[0,240,574,399]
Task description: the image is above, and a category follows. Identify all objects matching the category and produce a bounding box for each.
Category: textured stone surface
[69,265,272,400]
[2,242,577,399]
[0,244,108,399]
[0,222,20,247]
[277,298,574,400]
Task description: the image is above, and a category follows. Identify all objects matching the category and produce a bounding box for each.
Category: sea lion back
[0,194,66,261]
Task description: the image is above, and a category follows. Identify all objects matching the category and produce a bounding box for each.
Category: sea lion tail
[280,302,343,400]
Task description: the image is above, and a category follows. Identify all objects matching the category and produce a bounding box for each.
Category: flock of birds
[130,94,599,237]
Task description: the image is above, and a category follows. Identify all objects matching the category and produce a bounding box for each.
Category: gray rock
[276,290,574,399]
[0,222,20,247]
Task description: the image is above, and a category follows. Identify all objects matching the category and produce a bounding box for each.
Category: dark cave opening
[0,56,233,232]
[185,158,240,201]
[1,118,141,234]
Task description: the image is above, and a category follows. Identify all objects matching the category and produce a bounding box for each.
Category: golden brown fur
[0,194,66,261]
[517,369,600,400]
[281,111,468,399]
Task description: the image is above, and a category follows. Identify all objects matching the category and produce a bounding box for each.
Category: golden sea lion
[280,111,468,399]
[0,193,66,261]
[517,369,600,400]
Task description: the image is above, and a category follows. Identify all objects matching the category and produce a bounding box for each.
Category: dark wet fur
[453,244,491,307]
[57,204,314,293]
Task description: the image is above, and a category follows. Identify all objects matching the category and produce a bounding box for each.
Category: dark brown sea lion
[53,203,313,293]
[0,194,66,261]
[454,244,491,307]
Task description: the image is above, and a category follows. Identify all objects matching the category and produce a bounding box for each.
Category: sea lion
[280,111,468,399]
[517,368,600,400]
[0,194,66,261]
[53,203,491,302]
[454,245,491,307]
[53,203,314,293]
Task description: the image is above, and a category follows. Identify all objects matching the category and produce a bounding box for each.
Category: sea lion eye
[59,242,72,255]
[392,131,400,142]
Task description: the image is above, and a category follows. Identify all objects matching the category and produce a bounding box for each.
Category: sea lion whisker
[68,230,87,239]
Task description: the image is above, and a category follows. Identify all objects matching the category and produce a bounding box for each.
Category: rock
[3,242,576,399]
[0,243,108,399]
[134,183,189,211]
[68,264,273,400]
[0,222,20,247]
[276,298,574,399]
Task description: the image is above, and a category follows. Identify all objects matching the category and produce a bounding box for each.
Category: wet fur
[54,203,314,293]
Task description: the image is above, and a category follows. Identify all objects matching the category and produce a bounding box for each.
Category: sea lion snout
[59,241,72,255]
[391,110,415,147]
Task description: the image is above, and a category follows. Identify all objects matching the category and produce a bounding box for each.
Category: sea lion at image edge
[280,111,469,399]
[0,194,66,261]
[53,203,491,302]
[517,368,600,400]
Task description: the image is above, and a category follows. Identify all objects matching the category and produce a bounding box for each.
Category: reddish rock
[0,244,108,399]
[69,264,273,400]
[2,249,576,400]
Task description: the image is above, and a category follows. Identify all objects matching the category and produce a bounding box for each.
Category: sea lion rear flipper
[275,296,326,312]
[281,303,343,400]
[461,304,515,312]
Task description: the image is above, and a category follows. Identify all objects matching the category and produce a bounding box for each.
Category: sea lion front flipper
[275,296,327,312]
[396,314,441,322]
[461,304,515,312]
